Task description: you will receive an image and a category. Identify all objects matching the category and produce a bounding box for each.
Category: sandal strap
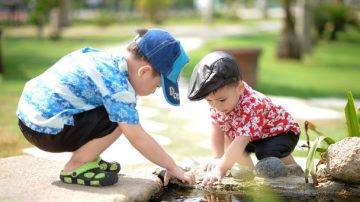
[61,161,99,177]
[60,162,118,186]
[96,157,121,173]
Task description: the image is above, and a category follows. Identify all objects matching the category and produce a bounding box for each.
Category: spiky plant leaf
[345,91,360,137]
[304,136,335,184]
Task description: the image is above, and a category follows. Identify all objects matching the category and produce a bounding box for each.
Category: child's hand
[203,158,221,172]
[201,166,225,186]
[163,166,196,186]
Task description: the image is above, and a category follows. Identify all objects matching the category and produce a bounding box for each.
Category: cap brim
[161,75,180,106]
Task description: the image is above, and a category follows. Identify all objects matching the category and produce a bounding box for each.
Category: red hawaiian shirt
[210,82,301,142]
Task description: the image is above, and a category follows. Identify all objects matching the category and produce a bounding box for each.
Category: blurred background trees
[136,0,172,24]
[0,0,359,59]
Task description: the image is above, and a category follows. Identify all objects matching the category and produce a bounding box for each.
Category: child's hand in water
[201,165,225,186]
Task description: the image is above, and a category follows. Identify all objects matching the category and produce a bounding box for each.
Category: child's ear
[137,65,152,77]
[237,80,244,92]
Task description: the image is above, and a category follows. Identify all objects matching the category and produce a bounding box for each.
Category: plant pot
[215,48,262,89]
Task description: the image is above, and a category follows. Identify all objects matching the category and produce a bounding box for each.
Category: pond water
[151,186,358,202]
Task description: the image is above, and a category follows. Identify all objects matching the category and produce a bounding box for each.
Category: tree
[295,0,315,53]
[59,0,71,27]
[29,0,59,39]
[136,0,172,24]
[29,0,70,40]
[256,0,269,19]
[277,0,302,60]
[314,1,359,41]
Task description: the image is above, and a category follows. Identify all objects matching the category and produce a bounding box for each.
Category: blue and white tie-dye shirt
[17,47,139,135]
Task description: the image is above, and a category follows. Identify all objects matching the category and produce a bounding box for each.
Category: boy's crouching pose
[17,28,195,186]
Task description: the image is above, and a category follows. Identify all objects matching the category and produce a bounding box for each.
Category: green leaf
[345,91,360,137]
[304,136,335,182]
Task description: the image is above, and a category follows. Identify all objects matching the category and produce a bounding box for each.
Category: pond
[151,186,358,202]
[150,164,360,202]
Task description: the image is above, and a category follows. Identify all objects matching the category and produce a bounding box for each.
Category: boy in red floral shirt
[187,51,302,186]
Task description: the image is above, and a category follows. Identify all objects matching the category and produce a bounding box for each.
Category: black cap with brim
[187,51,241,101]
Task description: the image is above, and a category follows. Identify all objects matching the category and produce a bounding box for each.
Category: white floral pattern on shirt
[17,47,139,135]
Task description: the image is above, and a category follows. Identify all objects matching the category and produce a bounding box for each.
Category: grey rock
[327,137,360,183]
[254,157,288,178]
[0,155,162,202]
[286,163,305,177]
[230,164,254,181]
[316,163,332,182]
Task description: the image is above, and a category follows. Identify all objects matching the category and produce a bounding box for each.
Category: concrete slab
[0,155,162,202]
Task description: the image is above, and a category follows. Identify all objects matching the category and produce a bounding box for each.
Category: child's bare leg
[280,154,297,165]
[235,151,254,169]
[63,126,122,171]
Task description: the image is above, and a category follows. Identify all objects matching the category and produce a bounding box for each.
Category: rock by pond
[254,157,288,178]
[327,137,360,184]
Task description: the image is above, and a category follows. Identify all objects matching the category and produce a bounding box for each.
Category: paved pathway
[101,21,282,53]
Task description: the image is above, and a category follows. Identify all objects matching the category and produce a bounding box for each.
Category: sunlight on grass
[0,82,32,157]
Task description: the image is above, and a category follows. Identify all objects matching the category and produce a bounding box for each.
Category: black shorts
[245,130,300,160]
[18,106,118,153]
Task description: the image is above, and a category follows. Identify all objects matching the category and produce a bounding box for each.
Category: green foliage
[136,0,172,24]
[29,0,60,25]
[94,11,115,27]
[314,3,359,41]
[345,91,360,137]
[171,0,193,9]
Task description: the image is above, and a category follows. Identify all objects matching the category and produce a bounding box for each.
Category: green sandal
[60,161,118,186]
[96,157,121,174]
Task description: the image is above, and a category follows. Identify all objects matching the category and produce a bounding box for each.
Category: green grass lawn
[0,24,359,158]
[184,29,360,98]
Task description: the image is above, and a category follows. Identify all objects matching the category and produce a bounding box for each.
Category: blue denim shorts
[245,130,300,160]
[18,106,118,153]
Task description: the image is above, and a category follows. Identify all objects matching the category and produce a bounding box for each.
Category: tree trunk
[49,8,61,40]
[206,0,213,24]
[256,0,268,19]
[296,0,315,53]
[277,0,302,60]
[59,0,71,27]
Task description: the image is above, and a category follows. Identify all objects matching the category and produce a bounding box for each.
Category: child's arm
[119,123,195,185]
[210,122,225,158]
[204,122,225,171]
[201,135,251,186]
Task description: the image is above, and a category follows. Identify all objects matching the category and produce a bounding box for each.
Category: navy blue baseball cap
[135,28,189,106]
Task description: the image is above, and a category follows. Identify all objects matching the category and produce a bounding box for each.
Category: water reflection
[152,186,282,202]
[151,186,357,202]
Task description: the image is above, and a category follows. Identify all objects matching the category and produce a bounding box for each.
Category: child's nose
[213,102,222,111]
